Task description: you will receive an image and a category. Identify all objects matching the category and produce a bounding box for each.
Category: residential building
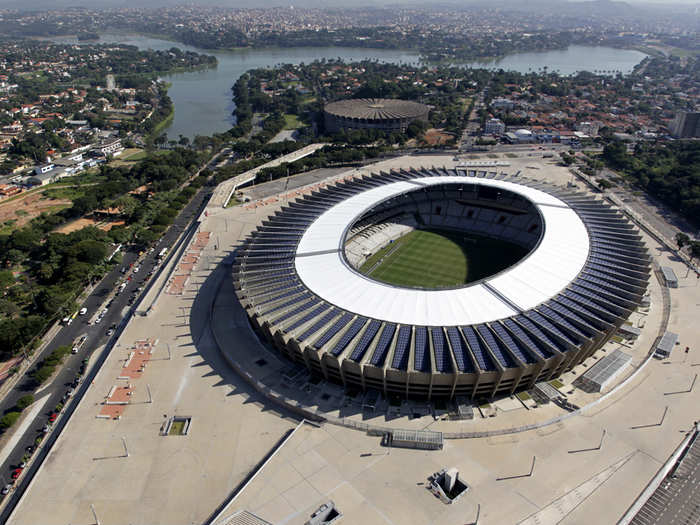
[93,138,123,157]
[34,163,54,175]
[484,118,505,135]
[576,121,600,137]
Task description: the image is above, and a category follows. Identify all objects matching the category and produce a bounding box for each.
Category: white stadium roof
[294,177,590,326]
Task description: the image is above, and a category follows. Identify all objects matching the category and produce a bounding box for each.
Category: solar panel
[476,325,516,368]
[462,326,496,371]
[570,284,627,309]
[491,322,536,364]
[271,298,318,325]
[256,286,304,306]
[430,328,453,373]
[313,313,354,350]
[556,296,609,327]
[260,291,311,316]
[298,309,338,342]
[249,281,300,301]
[501,320,549,360]
[513,315,563,353]
[446,327,473,372]
[330,317,367,356]
[391,326,412,370]
[350,320,382,362]
[538,305,591,340]
[285,304,330,332]
[414,327,431,372]
[370,323,396,366]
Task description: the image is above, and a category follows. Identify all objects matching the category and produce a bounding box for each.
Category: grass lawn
[283,114,303,130]
[359,228,528,289]
[42,186,86,201]
[168,420,187,435]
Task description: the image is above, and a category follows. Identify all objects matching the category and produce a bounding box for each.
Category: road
[0,176,215,510]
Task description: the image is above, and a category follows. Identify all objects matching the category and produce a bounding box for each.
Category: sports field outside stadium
[358,228,528,289]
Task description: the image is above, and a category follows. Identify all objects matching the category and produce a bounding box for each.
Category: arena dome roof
[295,177,589,326]
[324,98,430,121]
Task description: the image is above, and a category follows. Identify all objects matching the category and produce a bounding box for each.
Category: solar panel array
[313,313,354,350]
[446,327,474,372]
[431,328,453,373]
[350,320,382,362]
[370,323,396,366]
[391,325,412,370]
[414,326,431,372]
[298,309,339,342]
[330,317,367,356]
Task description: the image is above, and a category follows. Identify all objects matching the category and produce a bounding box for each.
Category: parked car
[11,468,23,480]
[2,484,11,495]
[79,307,87,315]
[48,413,57,423]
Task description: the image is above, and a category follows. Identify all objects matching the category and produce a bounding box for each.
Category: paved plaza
[8,154,700,525]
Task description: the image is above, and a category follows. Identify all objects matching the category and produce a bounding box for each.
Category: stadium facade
[323,98,430,133]
[233,168,650,400]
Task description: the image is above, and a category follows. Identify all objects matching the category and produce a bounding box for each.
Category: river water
[50,34,647,139]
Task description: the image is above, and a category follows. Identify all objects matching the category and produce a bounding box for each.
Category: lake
[50,34,647,139]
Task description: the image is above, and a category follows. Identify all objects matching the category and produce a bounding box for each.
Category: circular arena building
[324,98,430,134]
[233,168,650,400]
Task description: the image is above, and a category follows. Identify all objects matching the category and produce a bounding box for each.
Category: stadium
[323,98,430,133]
[233,167,650,400]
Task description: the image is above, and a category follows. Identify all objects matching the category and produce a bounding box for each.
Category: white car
[133,266,140,273]
[79,307,87,315]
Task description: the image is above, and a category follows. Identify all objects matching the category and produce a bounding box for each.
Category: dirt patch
[0,191,71,229]
[423,128,455,146]
[54,218,125,234]
[55,217,101,234]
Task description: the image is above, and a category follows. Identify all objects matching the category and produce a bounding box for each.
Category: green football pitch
[359,228,529,289]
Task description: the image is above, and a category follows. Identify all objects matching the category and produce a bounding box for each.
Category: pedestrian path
[96,338,155,420]
[166,231,211,295]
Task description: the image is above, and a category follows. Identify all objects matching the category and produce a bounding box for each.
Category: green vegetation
[0,411,21,431]
[602,141,700,228]
[359,229,528,289]
[31,344,72,386]
[15,394,35,411]
[283,114,303,130]
[168,419,187,435]
[122,150,148,162]
[549,379,565,389]
[0,147,210,360]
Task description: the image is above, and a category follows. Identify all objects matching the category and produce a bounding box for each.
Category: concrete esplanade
[323,98,430,133]
[233,167,651,401]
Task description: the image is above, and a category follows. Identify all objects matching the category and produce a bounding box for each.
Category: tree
[0,411,21,431]
[73,240,108,265]
[15,394,34,411]
[0,270,14,291]
[690,241,700,261]
[675,232,690,251]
